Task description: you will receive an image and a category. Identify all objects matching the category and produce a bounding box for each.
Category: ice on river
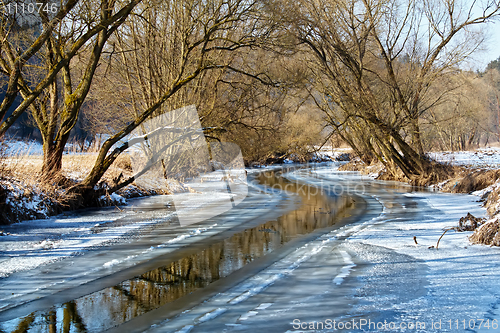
[147,166,500,333]
[2,165,500,333]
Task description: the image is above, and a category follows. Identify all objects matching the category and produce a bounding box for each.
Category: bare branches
[0,0,80,125]
[286,0,499,179]
[0,0,144,138]
[74,0,271,192]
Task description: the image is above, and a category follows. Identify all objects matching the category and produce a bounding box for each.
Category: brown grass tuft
[458,212,485,231]
[377,166,409,183]
[469,219,500,246]
[100,154,133,187]
[341,159,463,187]
[443,169,500,193]
[339,160,385,176]
[410,162,462,187]
[0,143,140,223]
[485,185,500,217]
[0,139,13,180]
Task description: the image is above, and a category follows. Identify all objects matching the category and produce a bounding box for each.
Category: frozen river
[1,164,499,332]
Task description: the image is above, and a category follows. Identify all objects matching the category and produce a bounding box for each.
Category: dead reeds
[0,140,145,224]
[469,219,500,246]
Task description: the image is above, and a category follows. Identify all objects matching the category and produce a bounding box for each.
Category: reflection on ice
[0,169,354,332]
[128,106,249,227]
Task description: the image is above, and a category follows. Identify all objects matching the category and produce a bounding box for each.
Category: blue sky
[478,20,500,70]
[466,0,500,71]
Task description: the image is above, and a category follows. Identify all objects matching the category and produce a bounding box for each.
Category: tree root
[436,228,456,249]
[435,213,486,249]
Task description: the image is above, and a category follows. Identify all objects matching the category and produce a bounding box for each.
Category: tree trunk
[41,135,69,184]
[411,118,425,157]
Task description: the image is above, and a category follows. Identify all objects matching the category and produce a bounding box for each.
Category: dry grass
[410,162,463,187]
[339,159,384,173]
[485,185,500,217]
[340,156,500,192]
[376,165,410,182]
[0,140,149,224]
[1,153,76,223]
[339,156,500,247]
[339,159,462,187]
[441,169,500,193]
[2,152,134,186]
[0,146,10,181]
[468,183,500,247]
[374,161,462,187]
[469,220,500,246]
[1,143,165,191]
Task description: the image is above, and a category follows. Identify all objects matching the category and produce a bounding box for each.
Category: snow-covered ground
[1,140,44,156]
[0,187,253,279]
[314,146,353,161]
[0,206,169,278]
[345,193,500,332]
[428,147,500,169]
[141,167,500,333]
[2,159,500,332]
[0,177,298,321]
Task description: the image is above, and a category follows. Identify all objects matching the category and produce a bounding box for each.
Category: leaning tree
[278,0,500,181]
[0,0,143,182]
[67,0,275,206]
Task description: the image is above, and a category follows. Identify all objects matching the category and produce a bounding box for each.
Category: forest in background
[1,0,500,212]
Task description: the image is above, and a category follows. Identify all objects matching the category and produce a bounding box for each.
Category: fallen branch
[436,227,456,250]
[436,213,486,249]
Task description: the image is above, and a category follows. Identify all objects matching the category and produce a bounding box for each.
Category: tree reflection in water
[4,170,354,332]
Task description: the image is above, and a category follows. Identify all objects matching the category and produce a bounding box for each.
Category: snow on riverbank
[1,163,499,332]
[343,191,500,332]
[145,168,500,332]
[0,207,164,278]
[428,147,500,169]
[305,167,500,330]
[0,191,234,279]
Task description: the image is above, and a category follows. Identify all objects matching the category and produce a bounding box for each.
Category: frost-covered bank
[142,167,500,333]
[339,148,500,247]
[0,140,172,225]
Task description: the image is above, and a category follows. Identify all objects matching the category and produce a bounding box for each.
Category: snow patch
[175,325,194,333]
[156,224,218,248]
[98,193,127,206]
[197,308,227,323]
[332,250,356,285]
[255,303,273,310]
[2,140,44,156]
[428,148,500,169]
[238,310,258,321]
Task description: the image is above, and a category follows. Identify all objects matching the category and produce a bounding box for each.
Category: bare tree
[423,72,492,151]
[0,0,80,134]
[482,67,500,143]
[68,0,272,205]
[278,0,500,181]
[1,0,143,183]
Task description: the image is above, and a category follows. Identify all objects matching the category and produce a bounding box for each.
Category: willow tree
[0,0,142,182]
[422,72,493,151]
[35,0,140,182]
[0,0,80,135]
[281,0,500,181]
[68,0,271,205]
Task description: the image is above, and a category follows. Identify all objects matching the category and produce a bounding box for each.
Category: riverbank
[0,142,186,225]
[339,148,500,247]
[138,166,500,333]
[1,164,499,332]
[0,141,340,225]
